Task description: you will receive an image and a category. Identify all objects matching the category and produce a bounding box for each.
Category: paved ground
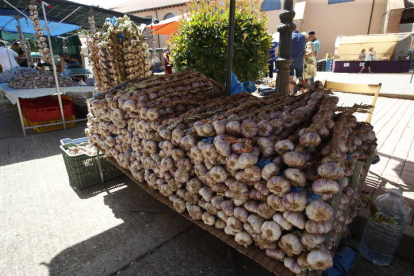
[316,72,414,96]
[1,90,414,275]
[335,92,414,225]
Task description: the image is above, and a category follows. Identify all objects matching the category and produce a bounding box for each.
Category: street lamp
[275,0,296,95]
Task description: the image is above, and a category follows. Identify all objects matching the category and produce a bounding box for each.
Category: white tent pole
[2,0,31,20]
[41,1,66,130]
[49,6,81,32]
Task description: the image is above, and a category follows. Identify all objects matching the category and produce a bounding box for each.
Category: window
[328,0,354,4]
[164,13,175,20]
[261,0,281,11]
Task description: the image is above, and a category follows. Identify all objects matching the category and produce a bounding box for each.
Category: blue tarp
[0,9,80,37]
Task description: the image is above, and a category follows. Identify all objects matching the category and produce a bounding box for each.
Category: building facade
[111,0,412,60]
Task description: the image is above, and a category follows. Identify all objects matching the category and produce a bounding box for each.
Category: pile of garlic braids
[29,3,50,62]
[86,73,376,274]
[90,15,152,92]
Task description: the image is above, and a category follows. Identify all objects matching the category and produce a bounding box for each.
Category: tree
[168,0,272,84]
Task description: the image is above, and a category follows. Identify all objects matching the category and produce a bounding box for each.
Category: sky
[70,0,131,9]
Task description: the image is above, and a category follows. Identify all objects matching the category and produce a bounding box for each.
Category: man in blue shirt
[308,30,320,58]
[289,30,305,95]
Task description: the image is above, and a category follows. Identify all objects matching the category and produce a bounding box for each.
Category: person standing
[11,42,28,67]
[289,29,306,95]
[0,41,19,72]
[303,41,317,85]
[359,47,376,73]
[268,42,278,78]
[308,30,320,58]
[163,49,172,74]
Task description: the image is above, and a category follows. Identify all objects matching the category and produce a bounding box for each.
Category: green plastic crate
[60,142,123,189]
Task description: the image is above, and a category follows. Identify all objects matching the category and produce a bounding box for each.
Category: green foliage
[168,0,272,84]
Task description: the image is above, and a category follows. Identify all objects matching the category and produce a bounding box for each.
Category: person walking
[0,41,19,72]
[303,41,317,85]
[359,47,376,73]
[308,31,320,58]
[359,49,366,60]
[289,29,306,95]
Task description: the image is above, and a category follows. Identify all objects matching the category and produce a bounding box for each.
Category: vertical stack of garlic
[29,4,50,63]
[86,73,377,274]
[89,15,152,92]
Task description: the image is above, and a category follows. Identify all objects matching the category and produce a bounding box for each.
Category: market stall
[0,0,152,136]
[333,33,413,73]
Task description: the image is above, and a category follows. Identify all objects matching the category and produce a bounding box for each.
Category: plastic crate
[23,114,76,133]
[60,139,123,189]
[20,96,74,122]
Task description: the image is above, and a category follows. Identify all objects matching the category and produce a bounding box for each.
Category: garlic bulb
[257,137,275,157]
[299,132,322,147]
[187,178,203,194]
[247,214,264,234]
[273,213,293,231]
[300,231,324,249]
[226,121,241,136]
[267,176,291,197]
[221,200,235,216]
[217,210,228,222]
[190,146,204,164]
[282,151,305,168]
[234,207,249,223]
[244,200,259,214]
[283,168,307,187]
[187,204,203,220]
[211,196,224,210]
[236,165,261,182]
[283,211,306,229]
[212,120,226,135]
[307,249,333,270]
[227,216,243,233]
[284,257,302,274]
[266,248,285,261]
[235,231,253,247]
[199,187,214,202]
[306,200,334,222]
[318,163,345,180]
[254,181,270,196]
[261,221,282,242]
[206,166,228,184]
[282,192,308,211]
[321,193,333,201]
[275,140,295,155]
[297,251,310,269]
[215,218,226,229]
[255,120,271,137]
[312,178,340,195]
[267,194,286,212]
[261,163,280,181]
[278,234,303,256]
[202,212,216,226]
[241,119,258,138]
[237,153,258,170]
[224,226,238,236]
[214,140,231,156]
[305,220,332,234]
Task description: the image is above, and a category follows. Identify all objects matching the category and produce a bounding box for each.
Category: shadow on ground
[43,176,277,276]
